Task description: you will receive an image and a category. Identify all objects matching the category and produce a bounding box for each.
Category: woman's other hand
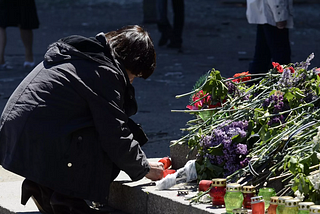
[276,20,287,29]
[145,162,164,181]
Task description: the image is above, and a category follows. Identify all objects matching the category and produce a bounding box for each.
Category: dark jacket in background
[0,33,150,203]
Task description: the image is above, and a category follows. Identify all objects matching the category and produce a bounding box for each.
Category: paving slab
[0,166,128,214]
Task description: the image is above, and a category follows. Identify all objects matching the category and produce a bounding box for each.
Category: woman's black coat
[0,33,150,203]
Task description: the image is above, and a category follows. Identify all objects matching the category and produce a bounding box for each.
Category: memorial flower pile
[172,54,320,201]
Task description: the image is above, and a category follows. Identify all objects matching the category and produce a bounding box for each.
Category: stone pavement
[1,0,320,213]
[1,0,320,158]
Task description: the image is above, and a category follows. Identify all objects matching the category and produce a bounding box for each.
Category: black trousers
[157,0,185,45]
[249,24,291,74]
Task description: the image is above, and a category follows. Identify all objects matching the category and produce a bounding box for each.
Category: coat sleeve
[85,66,150,181]
[267,0,290,23]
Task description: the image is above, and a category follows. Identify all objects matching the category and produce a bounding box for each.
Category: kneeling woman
[0,25,164,213]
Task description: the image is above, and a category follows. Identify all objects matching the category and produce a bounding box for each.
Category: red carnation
[232,71,251,83]
[272,62,284,73]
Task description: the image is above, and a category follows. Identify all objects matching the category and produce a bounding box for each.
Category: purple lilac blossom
[226,81,236,95]
[240,158,250,167]
[293,53,314,72]
[278,68,293,87]
[225,81,249,101]
[199,120,249,177]
[236,144,247,155]
[200,135,213,148]
[243,94,250,100]
[292,73,306,86]
[305,91,318,103]
[262,97,270,108]
[264,94,287,125]
[268,115,285,126]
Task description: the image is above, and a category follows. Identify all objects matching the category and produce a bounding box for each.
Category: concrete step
[0,159,227,214]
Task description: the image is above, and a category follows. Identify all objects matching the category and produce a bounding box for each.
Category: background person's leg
[19,28,34,63]
[168,0,184,48]
[156,0,172,46]
[249,24,272,74]
[0,27,7,65]
[264,24,291,65]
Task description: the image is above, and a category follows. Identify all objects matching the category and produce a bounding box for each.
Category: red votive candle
[209,178,226,207]
[242,185,256,209]
[251,196,265,214]
[267,196,278,214]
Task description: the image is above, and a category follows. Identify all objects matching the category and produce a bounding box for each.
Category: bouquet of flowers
[172,54,320,201]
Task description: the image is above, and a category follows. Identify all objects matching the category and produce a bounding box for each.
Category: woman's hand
[276,20,287,29]
[145,162,164,181]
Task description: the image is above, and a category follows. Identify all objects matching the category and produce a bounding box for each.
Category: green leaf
[284,91,295,102]
[247,120,254,136]
[207,146,223,156]
[269,90,277,96]
[232,134,245,143]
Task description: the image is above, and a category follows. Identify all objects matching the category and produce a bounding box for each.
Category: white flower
[294,190,305,201]
[309,172,320,192]
[313,126,320,144]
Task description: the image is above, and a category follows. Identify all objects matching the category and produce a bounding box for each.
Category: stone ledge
[109,159,226,214]
[170,140,197,170]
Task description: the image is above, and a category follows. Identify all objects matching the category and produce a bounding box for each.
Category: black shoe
[158,34,169,47]
[167,42,182,49]
[21,179,54,214]
[50,191,110,214]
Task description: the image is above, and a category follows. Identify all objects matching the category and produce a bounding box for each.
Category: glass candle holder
[276,196,293,214]
[251,196,265,214]
[283,198,300,214]
[298,202,314,214]
[267,196,278,214]
[242,185,256,209]
[310,205,320,213]
[258,187,276,211]
[209,178,226,207]
[224,183,243,213]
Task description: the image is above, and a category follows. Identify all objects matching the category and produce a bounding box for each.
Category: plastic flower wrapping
[172,54,320,202]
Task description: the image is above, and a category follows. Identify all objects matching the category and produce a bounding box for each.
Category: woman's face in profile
[126,69,142,84]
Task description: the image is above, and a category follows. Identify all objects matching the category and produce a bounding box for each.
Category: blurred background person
[156,0,185,50]
[0,0,39,70]
[246,0,294,74]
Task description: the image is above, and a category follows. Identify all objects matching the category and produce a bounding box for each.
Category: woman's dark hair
[105,25,156,79]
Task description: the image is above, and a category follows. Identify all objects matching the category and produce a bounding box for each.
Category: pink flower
[186,90,212,110]
[186,105,198,110]
[316,68,320,77]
